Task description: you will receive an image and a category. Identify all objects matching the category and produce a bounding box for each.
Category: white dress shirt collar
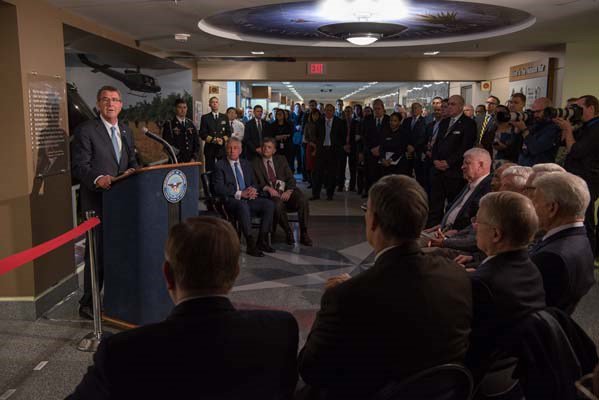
[542,222,584,241]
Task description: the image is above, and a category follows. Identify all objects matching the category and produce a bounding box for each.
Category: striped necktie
[479,114,490,143]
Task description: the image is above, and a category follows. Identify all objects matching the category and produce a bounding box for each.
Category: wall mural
[199,0,534,46]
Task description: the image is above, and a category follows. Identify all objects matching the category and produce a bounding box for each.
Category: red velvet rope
[0,217,101,276]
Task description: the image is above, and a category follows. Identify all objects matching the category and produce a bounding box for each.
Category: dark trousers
[415,156,432,198]
[224,197,274,239]
[428,170,466,228]
[272,189,310,233]
[584,193,598,256]
[81,223,103,307]
[203,145,224,172]
[290,143,303,174]
[337,151,357,190]
[364,152,382,194]
[313,146,339,199]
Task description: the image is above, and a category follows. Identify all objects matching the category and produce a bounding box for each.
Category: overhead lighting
[424,51,440,56]
[318,22,406,46]
[346,34,380,45]
[282,81,290,84]
[251,51,265,55]
[174,33,190,42]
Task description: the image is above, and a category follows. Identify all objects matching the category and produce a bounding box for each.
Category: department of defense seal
[163,169,187,203]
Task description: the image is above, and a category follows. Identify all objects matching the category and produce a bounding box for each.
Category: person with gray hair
[467,191,546,377]
[522,163,565,198]
[529,171,595,314]
[298,175,472,399]
[499,165,533,193]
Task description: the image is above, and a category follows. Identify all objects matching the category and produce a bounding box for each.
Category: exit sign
[308,62,326,75]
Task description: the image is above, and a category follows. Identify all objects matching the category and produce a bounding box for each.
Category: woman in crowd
[226,107,245,141]
[493,104,523,167]
[269,108,294,167]
[290,103,304,174]
[380,112,413,176]
[303,109,322,188]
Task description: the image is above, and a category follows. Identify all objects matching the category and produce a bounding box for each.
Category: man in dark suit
[420,103,443,196]
[429,95,477,227]
[403,102,428,185]
[311,104,346,200]
[161,98,199,163]
[67,216,299,400]
[71,85,138,319]
[361,99,390,196]
[475,95,499,156]
[242,104,269,161]
[212,137,275,257]
[252,138,312,246]
[199,96,231,172]
[336,106,357,192]
[298,175,472,399]
[467,191,546,378]
[529,172,595,314]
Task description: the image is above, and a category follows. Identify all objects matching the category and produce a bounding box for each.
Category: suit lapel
[95,119,120,165]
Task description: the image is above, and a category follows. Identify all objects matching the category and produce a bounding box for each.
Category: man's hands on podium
[241,187,258,200]
[96,175,113,190]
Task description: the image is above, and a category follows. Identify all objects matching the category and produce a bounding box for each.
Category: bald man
[514,97,561,166]
[428,95,477,227]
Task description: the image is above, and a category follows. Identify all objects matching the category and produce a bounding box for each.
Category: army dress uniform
[199,111,231,172]
[162,117,200,163]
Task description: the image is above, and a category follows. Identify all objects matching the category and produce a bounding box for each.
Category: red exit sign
[308,62,326,75]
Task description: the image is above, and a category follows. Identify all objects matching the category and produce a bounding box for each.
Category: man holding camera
[555,95,599,254]
[514,97,561,167]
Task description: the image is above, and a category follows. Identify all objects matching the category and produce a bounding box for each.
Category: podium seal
[163,169,187,203]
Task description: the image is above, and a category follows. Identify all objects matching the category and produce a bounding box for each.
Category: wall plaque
[28,73,68,178]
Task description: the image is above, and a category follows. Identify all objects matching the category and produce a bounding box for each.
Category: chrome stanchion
[77,211,103,352]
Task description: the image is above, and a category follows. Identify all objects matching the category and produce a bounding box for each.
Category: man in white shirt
[71,85,138,319]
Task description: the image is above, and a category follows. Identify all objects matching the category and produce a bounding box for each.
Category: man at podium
[71,85,138,319]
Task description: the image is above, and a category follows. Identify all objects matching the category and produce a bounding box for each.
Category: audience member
[303,104,322,188]
[362,99,390,196]
[199,96,230,172]
[290,103,304,174]
[402,102,427,180]
[499,165,533,193]
[68,217,299,400]
[475,104,486,118]
[226,106,245,141]
[353,104,367,195]
[212,138,275,257]
[161,98,199,163]
[466,191,546,378]
[380,112,411,176]
[508,92,526,113]
[298,175,472,399]
[530,172,595,314]
[337,106,356,192]
[490,162,516,191]
[252,138,312,246]
[515,97,561,166]
[493,104,523,166]
[269,109,294,168]
[463,104,475,118]
[243,104,267,161]
[476,95,500,156]
[421,101,443,196]
[311,104,345,201]
[428,95,477,226]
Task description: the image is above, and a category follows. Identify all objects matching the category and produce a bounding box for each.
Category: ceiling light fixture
[318,22,407,46]
[424,51,440,55]
[251,51,265,55]
[174,33,191,42]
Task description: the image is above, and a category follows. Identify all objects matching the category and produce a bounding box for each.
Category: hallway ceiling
[49,0,599,59]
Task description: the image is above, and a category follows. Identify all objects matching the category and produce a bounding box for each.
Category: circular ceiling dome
[198,0,536,48]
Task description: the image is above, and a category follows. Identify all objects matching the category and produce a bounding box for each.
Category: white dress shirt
[230,119,245,140]
[94,115,122,185]
[542,221,585,241]
[443,173,489,228]
[228,158,245,200]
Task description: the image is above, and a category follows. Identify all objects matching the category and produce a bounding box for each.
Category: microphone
[142,127,178,164]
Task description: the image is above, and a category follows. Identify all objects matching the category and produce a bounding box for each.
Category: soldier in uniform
[200,96,231,172]
[162,98,199,163]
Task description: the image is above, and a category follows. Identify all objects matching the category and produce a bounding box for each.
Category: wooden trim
[112,162,203,183]
[102,314,138,330]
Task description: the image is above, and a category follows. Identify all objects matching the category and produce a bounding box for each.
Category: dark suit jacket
[199,112,231,158]
[467,249,546,372]
[432,115,477,178]
[362,114,391,151]
[315,116,346,150]
[212,158,259,200]
[298,243,472,398]
[441,174,492,230]
[71,118,138,216]
[402,115,427,154]
[475,113,497,156]
[67,297,299,400]
[530,226,595,314]
[243,118,270,160]
[252,154,296,192]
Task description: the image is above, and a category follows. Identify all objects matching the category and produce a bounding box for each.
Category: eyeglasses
[100,97,122,104]
[486,101,498,105]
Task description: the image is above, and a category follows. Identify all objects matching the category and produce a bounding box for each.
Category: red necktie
[267,160,277,186]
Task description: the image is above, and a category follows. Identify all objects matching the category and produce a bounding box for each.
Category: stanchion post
[77,211,103,352]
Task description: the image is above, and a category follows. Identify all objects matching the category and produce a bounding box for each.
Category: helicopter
[78,54,161,93]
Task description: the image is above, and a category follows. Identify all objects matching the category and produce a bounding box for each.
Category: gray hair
[531,163,565,174]
[502,166,533,191]
[534,172,590,218]
[479,191,538,248]
[368,175,428,240]
[464,147,492,166]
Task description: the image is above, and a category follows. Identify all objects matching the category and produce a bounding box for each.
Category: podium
[101,162,201,327]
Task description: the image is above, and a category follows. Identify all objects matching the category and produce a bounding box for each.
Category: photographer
[514,97,561,166]
[554,95,599,254]
[493,105,523,166]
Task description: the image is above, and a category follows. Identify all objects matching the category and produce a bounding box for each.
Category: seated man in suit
[298,175,472,399]
[252,138,312,246]
[67,216,299,400]
[530,171,595,314]
[467,191,546,379]
[212,137,275,257]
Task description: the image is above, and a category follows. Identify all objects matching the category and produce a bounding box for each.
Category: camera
[543,104,583,124]
[495,109,534,123]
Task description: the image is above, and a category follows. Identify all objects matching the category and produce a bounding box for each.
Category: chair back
[372,363,473,400]
[200,171,228,219]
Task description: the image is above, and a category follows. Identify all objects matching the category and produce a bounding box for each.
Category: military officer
[162,98,199,163]
[199,96,231,172]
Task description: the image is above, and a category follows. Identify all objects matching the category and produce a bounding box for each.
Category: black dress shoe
[247,247,264,257]
[79,305,94,320]
[285,230,295,245]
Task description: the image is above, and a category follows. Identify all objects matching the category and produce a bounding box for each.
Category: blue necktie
[234,162,246,191]
[110,126,120,160]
